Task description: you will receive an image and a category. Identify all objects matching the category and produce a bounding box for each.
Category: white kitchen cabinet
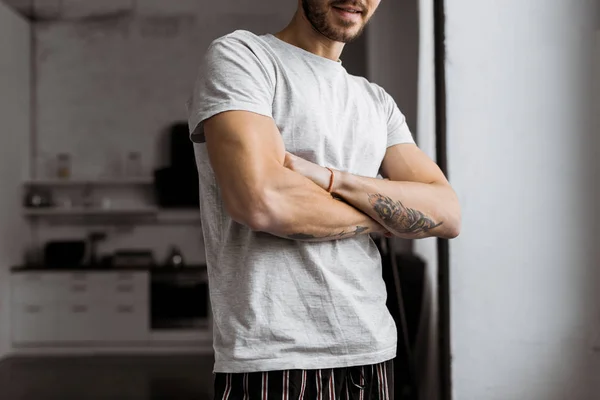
[97,272,149,342]
[11,273,61,344]
[11,271,149,345]
[53,273,108,342]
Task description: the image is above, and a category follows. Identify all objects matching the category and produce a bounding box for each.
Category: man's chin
[326,29,363,43]
[330,21,366,42]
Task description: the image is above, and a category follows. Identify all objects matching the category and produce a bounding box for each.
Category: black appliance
[44,240,86,268]
[150,267,210,330]
[154,123,199,208]
[169,122,197,171]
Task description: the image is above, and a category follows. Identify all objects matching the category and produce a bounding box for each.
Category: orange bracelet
[325,167,335,193]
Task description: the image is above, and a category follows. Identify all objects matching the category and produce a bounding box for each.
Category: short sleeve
[381,90,415,148]
[187,33,275,143]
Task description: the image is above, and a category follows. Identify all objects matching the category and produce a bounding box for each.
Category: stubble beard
[301,0,367,43]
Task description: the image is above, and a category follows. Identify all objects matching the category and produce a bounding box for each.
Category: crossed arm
[284,145,461,239]
[203,110,461,241]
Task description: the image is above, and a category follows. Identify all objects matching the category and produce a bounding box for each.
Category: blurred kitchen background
[1,0,600,400]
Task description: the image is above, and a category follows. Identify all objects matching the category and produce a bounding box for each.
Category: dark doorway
[433,1,451,399]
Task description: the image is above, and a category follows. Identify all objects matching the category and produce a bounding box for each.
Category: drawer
[12,303,58,343]
[100,272,148,287]
[11,273,62,304]
[56,302,105,342]
[104,273,149,303]
[100,302,149,341]
[55,301,149,342]
[12,273,53,285]
[58,273,148,303]
[109,281,148,302]
[59,275,106,303]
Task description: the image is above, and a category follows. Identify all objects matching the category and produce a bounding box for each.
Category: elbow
[443,217,461,239]
[435,216,460,240]
[244,208,277,233]
[443,203,462,239]
[223,189,282,233]
[434,186,461,239]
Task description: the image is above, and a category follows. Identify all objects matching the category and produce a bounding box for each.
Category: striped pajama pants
[214,359,394,400]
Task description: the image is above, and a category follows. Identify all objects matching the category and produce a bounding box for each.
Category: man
[187,0,461,398]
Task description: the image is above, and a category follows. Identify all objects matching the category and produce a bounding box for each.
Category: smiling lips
[332,4,364,21]
[334,5,362,13]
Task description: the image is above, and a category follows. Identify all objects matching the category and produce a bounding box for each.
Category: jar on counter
[56,153,71,179]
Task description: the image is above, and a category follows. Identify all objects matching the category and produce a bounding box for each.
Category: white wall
[0,1,31,359]
[447,1,599,399]
[33,6,293,180]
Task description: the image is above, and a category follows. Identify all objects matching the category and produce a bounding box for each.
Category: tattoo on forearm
[288,225,369,241]
[368,194,442,234]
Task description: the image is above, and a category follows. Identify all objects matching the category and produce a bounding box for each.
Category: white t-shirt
[187,30,415,373]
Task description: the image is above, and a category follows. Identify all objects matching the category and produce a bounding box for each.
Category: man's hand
[283,152,331,192]
[284,152,394,238]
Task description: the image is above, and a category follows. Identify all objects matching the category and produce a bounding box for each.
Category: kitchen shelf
[22,207,201,225]
[24,177,154,187]
[23,206,159,217]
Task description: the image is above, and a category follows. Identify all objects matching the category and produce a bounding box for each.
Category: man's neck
[275,10,345,62]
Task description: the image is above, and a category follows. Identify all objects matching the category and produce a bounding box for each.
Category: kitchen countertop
[11,264,207,273]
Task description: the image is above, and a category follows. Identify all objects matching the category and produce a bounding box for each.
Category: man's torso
[191,30,397,373]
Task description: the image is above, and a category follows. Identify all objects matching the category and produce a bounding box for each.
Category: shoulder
[210,30,258,45]
[207,30,272,58]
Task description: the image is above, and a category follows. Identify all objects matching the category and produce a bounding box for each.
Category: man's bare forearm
[333,172,461,239]
[246,167,389,241]
[281,152,459,239]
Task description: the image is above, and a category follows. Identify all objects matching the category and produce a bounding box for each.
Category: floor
[0,355,215,400]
